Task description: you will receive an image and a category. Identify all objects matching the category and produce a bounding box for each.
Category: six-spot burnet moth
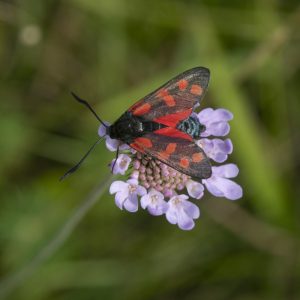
[60,67,211,181]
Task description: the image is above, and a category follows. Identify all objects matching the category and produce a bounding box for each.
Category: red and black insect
[61,67,211,181]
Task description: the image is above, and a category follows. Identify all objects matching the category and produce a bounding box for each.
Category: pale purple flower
[141,188,168,216]
[198,108,233,137]
[197,138,233,163]
[166,195,200,230]
[110,154,131,175]
[109,179,146,212]
[97,121,109,137]
[186,180,204,199]
[203,164,243,200]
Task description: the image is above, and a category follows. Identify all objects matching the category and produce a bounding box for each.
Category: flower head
[186,180,204,199]
[109,179,146,212]
[101,106,242,230]
[197,138,233,163]
[141,188,168,216]
[111,154,131,175]
[198,108,233,137]
[166,195,200,230]
[203,164,243,200]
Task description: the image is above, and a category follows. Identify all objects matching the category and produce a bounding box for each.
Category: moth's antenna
[60,137,104,181]
[70,92,108,127]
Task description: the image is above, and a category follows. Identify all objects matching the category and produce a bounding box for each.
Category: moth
[61,67,212,181]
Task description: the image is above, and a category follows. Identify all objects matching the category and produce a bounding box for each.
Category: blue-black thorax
[176,116,205,139]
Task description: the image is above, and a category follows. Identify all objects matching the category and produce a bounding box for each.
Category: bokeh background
[1,0,300,299]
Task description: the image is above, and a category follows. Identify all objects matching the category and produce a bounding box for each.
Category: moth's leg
[111,146,120,173]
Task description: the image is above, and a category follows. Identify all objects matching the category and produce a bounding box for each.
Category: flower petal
[198,108,214,122]
[136,185,147,196]
[203,179,224,197]
[154,202,168,216]
[186,180,204,199]
[183,201,200,219]
[98,123,109,137]
[218,138,233,154]
[214,152,228,163]
[119,143,130,151]
[204,176,243,200]
[176,194,189,201]
[209,122,230,137]
[109,181,128,194]
[115,192,127,209]
[199,138,233,163]
[165,195,200,230]
[165,208,177,225]
[124,195,139,212]
[140,194,150,209]
[111,154,131,175]
[177,209,195,230]
[198,108,233,137]
[127,178,138,186]
[141,189,168,216]
[212,164,239,178]
[105,137,120,152]
[148,203,168,216]
[219,177,242,200]
[213,109,233,121]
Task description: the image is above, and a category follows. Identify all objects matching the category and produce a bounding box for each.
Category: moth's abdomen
[176,116,205,139]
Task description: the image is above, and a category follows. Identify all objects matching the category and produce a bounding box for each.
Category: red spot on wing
[158,143,177,160]
[157,89,169,97]
[158,151,169,160]
[163,95,176,107]
[190,84,203,95]
[154,127,192,141]
[135,137,153,148]
[192,152,204,162]
[154,109,192,127]
[129,100,143,112]
[132,103,151,116]
[166,143,177,154]
[178,79,188,91]
[180,157,190,168]
[130,142,145,153]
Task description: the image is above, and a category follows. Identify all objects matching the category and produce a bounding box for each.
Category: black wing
[128,67,210,127]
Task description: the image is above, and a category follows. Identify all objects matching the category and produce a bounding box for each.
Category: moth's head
[112,111,142,135]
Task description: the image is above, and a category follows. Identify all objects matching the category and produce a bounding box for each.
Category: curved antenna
[60,137,104,181]
[70,92,108,127]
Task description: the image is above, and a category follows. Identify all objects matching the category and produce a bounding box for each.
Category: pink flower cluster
[99,108,242,230]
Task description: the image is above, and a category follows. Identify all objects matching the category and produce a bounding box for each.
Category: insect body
[62,67,212,181]
[109,113,205,142]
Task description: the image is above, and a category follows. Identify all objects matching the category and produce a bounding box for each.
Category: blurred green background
[0,0,300,299]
